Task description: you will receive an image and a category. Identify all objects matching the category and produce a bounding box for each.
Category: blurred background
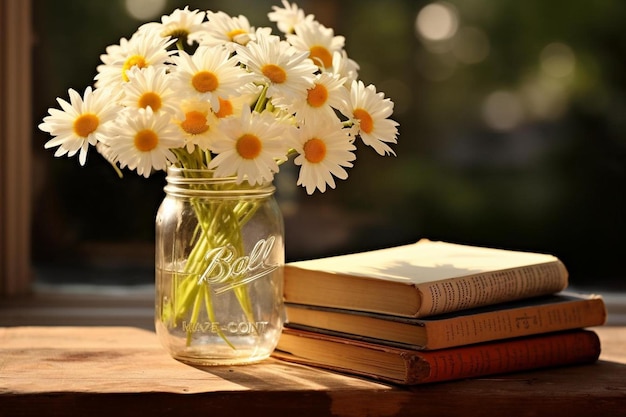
[31,0,626,291]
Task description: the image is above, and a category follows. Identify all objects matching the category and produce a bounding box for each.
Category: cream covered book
[283,239,568,317]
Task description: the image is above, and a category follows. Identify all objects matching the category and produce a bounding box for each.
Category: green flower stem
[253,84,270,113]
[202,284,235,349]
[186,283,204,346]
[162,150,266,347]
[164,171,262,347]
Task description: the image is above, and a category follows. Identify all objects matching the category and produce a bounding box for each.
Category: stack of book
[273,239,607,385]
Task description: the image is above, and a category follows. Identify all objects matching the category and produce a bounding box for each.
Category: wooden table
[1,326,625,417]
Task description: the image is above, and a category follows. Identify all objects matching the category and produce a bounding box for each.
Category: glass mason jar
[155,167,285,366]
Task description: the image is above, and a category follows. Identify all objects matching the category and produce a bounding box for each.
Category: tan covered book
[284,239,568,318]
[284,292,607,350]
[274,328,601,385]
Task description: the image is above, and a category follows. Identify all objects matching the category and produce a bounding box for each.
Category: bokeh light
[125,0,167,21]
[415,2,459,42]
[482,90,525,131]
[452,26,490,64]
[540,42,576,78]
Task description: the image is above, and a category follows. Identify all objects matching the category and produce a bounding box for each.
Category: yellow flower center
[303,138,327,163]
[134,129,158,152]
[73,113,99,138]
[353,108,374,134]
[227,29,247,41]
[309,45,333,68]
[122,55,147,82]
[262,64,287,84]
[307,83,328,108]
[181,111,209,135]
[138,92,162,112]
[215,97,234,118]
[192,71,219,93]
[236,133,262,159]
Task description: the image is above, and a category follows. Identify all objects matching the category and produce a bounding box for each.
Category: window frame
[0,0,33,296]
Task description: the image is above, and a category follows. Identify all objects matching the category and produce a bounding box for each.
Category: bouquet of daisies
[39,2,400,351]
[38,1,398,195]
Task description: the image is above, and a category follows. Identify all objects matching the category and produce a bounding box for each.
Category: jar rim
[167,166,231,176]
[164,166,275,196]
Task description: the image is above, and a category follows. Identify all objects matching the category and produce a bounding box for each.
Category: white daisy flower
[277,71,349,125]
[95,29,175,90]
[105,107,183,178]
[234,30,317,106]
[268,0,313,34]
[287,19,345,70]
[122,66,179,115]
[208,106,293,185]
[332,50,360,88]
[293,118,356,194]
[99,37,130,66]
[196,11,255,48]
[39,87,119,166]
[39,3,400,194]
[170,45,255,112]
[175,100,226,153]
[349,80,399,156]
[139,6,206,46]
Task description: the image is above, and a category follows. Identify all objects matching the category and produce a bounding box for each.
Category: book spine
[411,330,600,384]
[425,298,606,349]
[418,261,568,317]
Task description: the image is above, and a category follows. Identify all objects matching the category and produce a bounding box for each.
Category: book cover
[284,239,568,317]
[273,328,601,385]
[284,292,607,350]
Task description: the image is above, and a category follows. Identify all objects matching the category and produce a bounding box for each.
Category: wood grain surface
[0,325,624,417]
